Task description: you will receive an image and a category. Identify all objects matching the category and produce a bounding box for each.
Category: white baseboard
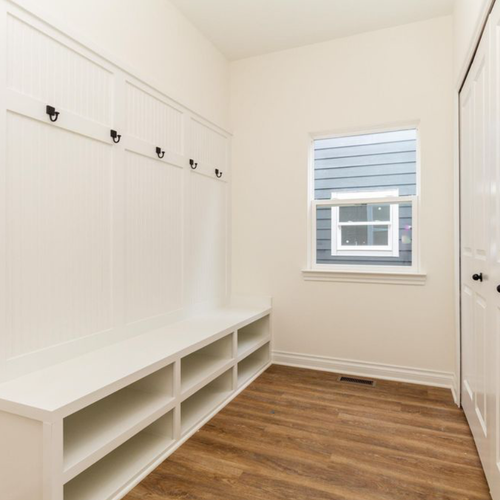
[451,374,461,407]
[272,350,456,393]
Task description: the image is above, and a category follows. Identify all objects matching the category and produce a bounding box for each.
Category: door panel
[475,294,488,436]
[489,3,500,498]
[462,3,500,497]
[462,285,474,402]
[460,23,491,472]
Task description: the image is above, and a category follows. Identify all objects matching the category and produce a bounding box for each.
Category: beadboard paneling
[187,173,227,305]
[7,14,113,126]
[5,112,113,358]
[124,151,183,324]
[0,3,231,381]
[125,82,183,155]
[189,118,228,170]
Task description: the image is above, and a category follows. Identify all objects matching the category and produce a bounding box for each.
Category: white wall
[0,0,232,382]
[230,16,455,379]
[27,0,230,129]
[453,0,493,83]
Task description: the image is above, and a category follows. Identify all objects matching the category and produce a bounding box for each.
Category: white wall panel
[187,173,227,305]
[125,82,183,155]
[190,118,228,170]
[7,14,113,125]
[5,112,113,359]
[0,2,231,381]
[124,151,183,324]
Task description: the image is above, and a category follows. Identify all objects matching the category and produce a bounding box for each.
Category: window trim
[305,125,424,283]
[330,190,400,257]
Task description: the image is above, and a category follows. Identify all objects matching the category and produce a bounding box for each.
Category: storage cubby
[0,293,271,500]
[181,368,233,435]
[238,342,270,387]
[64,410,174,500]
[237,315,270,359]
[181,334,233,396]
[63,364,174,481]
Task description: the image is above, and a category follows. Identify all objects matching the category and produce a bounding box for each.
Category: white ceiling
[169,0,454,60]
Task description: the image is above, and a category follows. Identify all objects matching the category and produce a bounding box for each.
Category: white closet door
[461,26,491,474]
[461,4,500,497]
[488,3,500,498]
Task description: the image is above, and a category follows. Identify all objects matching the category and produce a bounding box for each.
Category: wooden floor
[124,365,491,500]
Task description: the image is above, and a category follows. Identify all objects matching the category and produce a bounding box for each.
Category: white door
[461,2,500,497]
[488,3,500,497]
[461,24,491,468]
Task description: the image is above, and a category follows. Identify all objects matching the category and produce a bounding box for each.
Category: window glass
[339,204,390,223]
[341,226,389,247]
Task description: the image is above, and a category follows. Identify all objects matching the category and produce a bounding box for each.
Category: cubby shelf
[0,302,272,500]
[64,412,175,500]
[181,353,231,397]
[63,388,174,482]
[181,335,234,398]
[238,343,271,387]
[63,364,174,482]
[237,316,270,360]
[181,369,233,435]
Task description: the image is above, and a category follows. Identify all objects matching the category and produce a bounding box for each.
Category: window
[331,190,399,257]
[306,129,423,282]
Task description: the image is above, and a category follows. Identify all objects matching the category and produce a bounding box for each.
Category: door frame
[456,0,496,407]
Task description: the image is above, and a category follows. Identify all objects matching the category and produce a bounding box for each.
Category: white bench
[0,299,272,500]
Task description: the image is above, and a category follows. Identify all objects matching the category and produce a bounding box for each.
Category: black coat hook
[215,169,223,178]
[46,105,60,122]
[189,159,198,170]
[156,147,165,159]
[110,130,121,144]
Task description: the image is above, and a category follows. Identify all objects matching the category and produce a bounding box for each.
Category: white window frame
[330,190,400,257]
[304,126,425,285]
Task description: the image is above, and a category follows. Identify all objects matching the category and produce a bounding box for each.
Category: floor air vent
[338,376,376,387]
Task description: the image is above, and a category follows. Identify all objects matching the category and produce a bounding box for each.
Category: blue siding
[314,130,417,267]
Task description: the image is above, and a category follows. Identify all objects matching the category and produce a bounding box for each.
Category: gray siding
[314,130,417,266]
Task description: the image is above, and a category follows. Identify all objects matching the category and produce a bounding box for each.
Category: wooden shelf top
[0,304,271,421]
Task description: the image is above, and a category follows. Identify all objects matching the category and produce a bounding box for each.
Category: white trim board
[302,269,427,286]
[272,351,456,399]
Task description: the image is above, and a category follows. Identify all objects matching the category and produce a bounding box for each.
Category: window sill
[302,269,427,286]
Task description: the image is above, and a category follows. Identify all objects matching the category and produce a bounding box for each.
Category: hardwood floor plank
[123,365,491,500]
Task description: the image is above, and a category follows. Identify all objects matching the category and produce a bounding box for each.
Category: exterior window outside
[313,129,417,268]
